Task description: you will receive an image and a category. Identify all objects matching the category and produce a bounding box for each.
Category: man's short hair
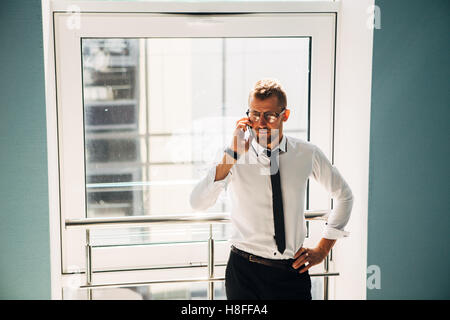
[248,78,287,109]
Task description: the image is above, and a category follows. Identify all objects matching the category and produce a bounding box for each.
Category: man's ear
[283,109,290,121]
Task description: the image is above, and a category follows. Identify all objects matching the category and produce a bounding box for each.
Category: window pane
[63,276,323,300]
[311,277,324,300]
[63,281,226,300]
[90,226,231,247]
[81,37,309,246]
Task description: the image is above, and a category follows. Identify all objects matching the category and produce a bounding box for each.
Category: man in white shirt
[190,79,353,300]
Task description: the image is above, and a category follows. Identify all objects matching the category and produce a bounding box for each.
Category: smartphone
[246,124,254,140]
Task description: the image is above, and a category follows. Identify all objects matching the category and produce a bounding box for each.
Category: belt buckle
[249,254,257,263]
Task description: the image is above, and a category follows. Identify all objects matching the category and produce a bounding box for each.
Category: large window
[53,11,336,299]
[82,37,309,241]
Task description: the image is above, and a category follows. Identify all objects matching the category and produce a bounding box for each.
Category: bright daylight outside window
[76,37,311,299]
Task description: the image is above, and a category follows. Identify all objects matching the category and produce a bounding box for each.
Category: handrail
[78,272,340,290]
[65,209,332,300]
[65,210,329,229]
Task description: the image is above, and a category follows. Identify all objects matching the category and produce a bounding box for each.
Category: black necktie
[265,148,286,254]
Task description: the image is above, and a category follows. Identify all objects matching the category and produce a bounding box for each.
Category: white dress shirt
[190,134,353,260]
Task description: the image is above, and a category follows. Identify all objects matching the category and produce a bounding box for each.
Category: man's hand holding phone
[216,117,254,181]
[229,117,254,158]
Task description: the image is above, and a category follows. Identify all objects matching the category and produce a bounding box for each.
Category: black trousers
[225,250,312,300]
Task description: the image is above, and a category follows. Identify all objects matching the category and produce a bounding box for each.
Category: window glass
[63,278,324,300]
[81,37,309,245]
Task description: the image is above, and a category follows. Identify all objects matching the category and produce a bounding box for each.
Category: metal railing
[65,210,337,300]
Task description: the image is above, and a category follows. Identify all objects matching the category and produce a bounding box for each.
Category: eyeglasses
[246,108,286,124]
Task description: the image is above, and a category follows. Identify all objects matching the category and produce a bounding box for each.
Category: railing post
[86,229,93,300]
[323,253,329,300]
[207,224,214,300]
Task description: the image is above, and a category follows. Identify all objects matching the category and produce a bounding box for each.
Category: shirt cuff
[206,165,232,192]
[322,224,350,240]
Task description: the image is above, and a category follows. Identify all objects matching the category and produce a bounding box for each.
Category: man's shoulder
[286,135,317,153]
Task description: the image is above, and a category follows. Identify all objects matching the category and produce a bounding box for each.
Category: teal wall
[0,0,51,299]
[367,0,450,299]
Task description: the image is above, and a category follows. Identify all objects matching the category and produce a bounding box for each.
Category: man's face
[248,95,287,148]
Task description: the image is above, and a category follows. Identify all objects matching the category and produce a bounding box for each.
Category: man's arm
[189,156,233,212]
[190,117,252,211]
[292,145,353,273]
[215,152,237,181]
[311,145,354,238]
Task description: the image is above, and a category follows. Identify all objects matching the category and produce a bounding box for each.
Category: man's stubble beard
[256,129,280,149]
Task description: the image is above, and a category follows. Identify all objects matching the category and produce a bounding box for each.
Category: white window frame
[42,0,374,300]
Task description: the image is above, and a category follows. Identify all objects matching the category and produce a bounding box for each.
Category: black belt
[231,246,302,273]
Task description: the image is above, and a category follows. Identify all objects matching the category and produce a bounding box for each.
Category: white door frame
[42,0,373,300]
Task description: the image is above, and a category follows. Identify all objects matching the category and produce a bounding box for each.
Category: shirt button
[274,252,277,256]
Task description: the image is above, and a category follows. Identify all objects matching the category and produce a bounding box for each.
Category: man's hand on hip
[292,238,336,273]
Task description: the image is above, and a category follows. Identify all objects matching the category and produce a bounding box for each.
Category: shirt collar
[251,133,287,157]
